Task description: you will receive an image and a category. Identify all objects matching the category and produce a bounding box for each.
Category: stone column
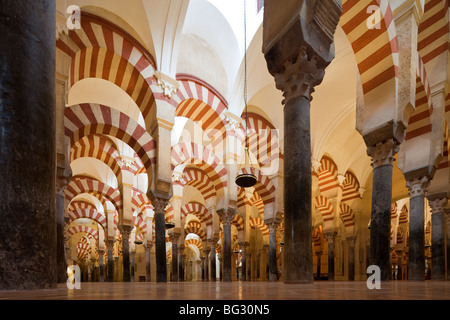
[0,0,56,290]
[239,242,249,281]
[119,225,133,282]
[428,196,448,280]
[267,221,280,282]
[324,232,337,281]
[145,243,152,282]
[217,208,236,282]
[367,139,400,281]
[179,244,185,282]
[347,236,357,281]
[203,248,209,281]
[56,188,68,284]
[263,0,341,285]
[130,252,135,282]
[105,239,115,282]
[208,239,218,281]
[171,232,180,282]
[150,194,170,282]
[274,49,325,284]
[315,251,322,280]
[98,249,105,282]
[406,176,430,281]
[395,250,403,280]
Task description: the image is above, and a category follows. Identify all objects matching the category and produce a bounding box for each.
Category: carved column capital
[104,239,115,248]
[406,176,430,198]
[428,197,448,215]
[217,208,236,226]
[149,192,171,215]
[323,231,338,243]
[274,47,325,104]
[118,225,133,238]
[367,138,400,168]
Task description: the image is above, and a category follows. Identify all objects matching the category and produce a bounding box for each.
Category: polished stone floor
[0,280,448,300]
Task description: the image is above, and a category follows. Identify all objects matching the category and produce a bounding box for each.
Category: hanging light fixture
[235,0,257,188]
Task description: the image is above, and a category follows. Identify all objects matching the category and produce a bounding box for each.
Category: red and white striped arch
[315,195,335,223]
[184,220,206,241]
[68,199,98,213]
[65,103,156,171]
[316,156,340,193]
[232,214,244,233]
[181,202,213,226]
[185,238,204,251]
[339,203,355,228]
[241,112,281,169]
[249,217,269,237]
[406,54,433,140]
[131,190,152,214]
[65,177,122,214]
[236,167,276,205]
[57,12,158,124]
[183,168,217,201]
[250,191,264,217]
[70,135,123,183]
[171,142,227,191]
[171,74,229,151]
[418,0,449,64]
[133,214,147,237]
[67,225,98,240]
[68,207,107,231]
[341,170,361,203]
[340,0,398,107]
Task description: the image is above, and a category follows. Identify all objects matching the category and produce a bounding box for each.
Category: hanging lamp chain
[244,0,249,153]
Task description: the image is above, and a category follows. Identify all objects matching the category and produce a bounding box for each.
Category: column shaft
[154,212,167,282]
[284,96,313,284]
[370,164,394,281]
[0,0,56,290]
[408,194,425,281]
[210,243,216,281]
[223,222,232,282]
[269,229,278,281]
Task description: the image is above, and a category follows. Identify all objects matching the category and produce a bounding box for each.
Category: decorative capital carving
[118,225,133,238]
[217,208,236,226]
[428,197,448,215]
[148,191,171,214]
[406,176,430,198]
[323,231,337,243]
[367,138,400,168]
[274,47,325,104]
[154,71,180,99]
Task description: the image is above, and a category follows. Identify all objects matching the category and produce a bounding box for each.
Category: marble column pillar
[406,176,429,281]
[171,233,180,282]
[208,239,217,281]
[263,0,341,285]
[239,242,249,281]
[98,249,105,282]
[316,251,322,280]
[179,244,185,282]
[367,139,400,281]
[0,0,56,290]
[203,249,209,281]
[151,195,170,283]
[347,236,357,281]
[130,252,135,282]
[324,232,337,281]
[145,244,152,282]
[271,49,327,284]
[105,239,115,282]
[428,196,448,280]
[217,208,236,282]
[396,250,403,280]
[119,225,133,282]
[267,222,279,282]
[56,190,68,284]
